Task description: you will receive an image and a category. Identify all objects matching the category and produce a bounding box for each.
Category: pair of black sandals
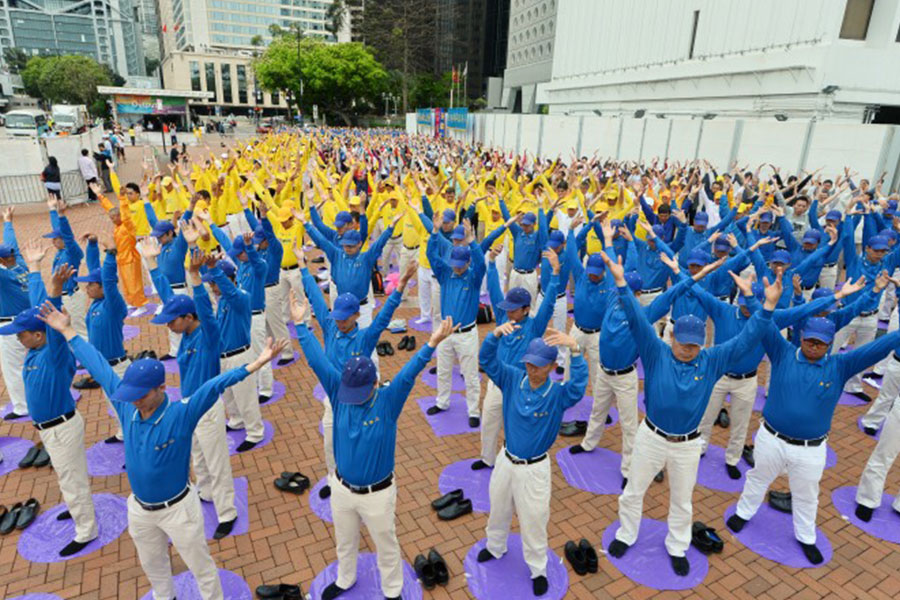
[274,472,310,495]
[691,521,725,554]
[376,341,395,356]
[397,335,417,351]
[431,489,472,520]
[18,443,51,468]
[0,498,40,534]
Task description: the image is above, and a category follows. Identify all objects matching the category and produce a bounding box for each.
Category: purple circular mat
[139,568,251,600]
[839,391,871,406]
[561,395,619,426]
[261,380,287,406]
[555,447,623,495]
[8,595,63,600]
[122,324,140,341]
[723,503,833,568]
[857,416,883,440]
[86,439,126,477]
[464,534,568,600]
[318,419,324,436]
[601,518,709,590]
[408,317,432,333]
[697,445,750,493]
[226,420,275,455]
[0,436,35,477]
[313,383,326,402]
[420,364,481,391]
[127,302,159,320]
[271,351,300,370]
[437,459,492,512]
[18,493,128,562]
[162,357,180,374]
[200,477,249,540]
[415,395,479,437]
[309,477,332,523]
[309,552,421,600]
[2,389,80,421]
[831,485,900,545]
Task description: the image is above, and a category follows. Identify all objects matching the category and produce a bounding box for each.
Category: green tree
[326,0,346,37]
[2,47,29,74]
[21,55,112,114]
[409,72,452,108]
[21,56,51,98]
[145,57,160,75]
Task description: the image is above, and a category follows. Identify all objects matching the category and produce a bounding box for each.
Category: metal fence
[0,171,87,205]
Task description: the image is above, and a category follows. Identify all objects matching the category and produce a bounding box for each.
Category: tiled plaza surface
[0,144,898,599]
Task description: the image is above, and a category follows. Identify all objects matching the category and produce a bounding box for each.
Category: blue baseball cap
[448,246,471,268]
[758,212,774,223]
[227,236,247,259]
[498,287,532,311]
[694,212,709,226]
[885,209,896,219]
[811,287,837,312]
[585,254,605,276]
[42,229,62,239]
[334,211,353,228]
[336,356,377,405]
[547,230,565,249]
[802,230,821,245]
[651,224,665,238]
[151,294,197,324]
[74,268,102,284]
[521,338,558,367]
[332,293,361,320]
[673,315,705,346]
[0,244,15,258]
[713,237,732,252]
[867,235,889,251]
[110,358,165,403]
[825,210,842,222]
[441,208,457,222]
[251,227,266,245]
[201,260,236,283]
[450,225,466,240]
[0,307,45,335]
[771,250,792,265]
[624,271,643,292]
[610,219,624,230]
[521,212,536,226]
[801,317,836,344]
[737,282,764,306]
[687,249,710,267]
[339,230,362,246]
[880,228,898,243]
[150,221,175,238]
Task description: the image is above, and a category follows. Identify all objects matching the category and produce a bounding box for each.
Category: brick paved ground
[0,142,899,599]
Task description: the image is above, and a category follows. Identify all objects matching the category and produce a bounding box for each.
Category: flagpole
[463,61,468,107]
[449,67,454,109]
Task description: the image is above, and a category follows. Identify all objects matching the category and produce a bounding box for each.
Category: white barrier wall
[407,113,900,188]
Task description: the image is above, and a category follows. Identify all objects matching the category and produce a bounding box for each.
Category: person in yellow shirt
[274,205,310,336]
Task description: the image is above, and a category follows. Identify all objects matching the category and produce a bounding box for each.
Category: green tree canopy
[253,39,388,125]
[21,55,113,113]
[2,47,29,74]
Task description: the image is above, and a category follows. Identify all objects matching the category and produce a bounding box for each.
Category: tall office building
[0,0,146,76]
[137,0,161,67]
[501,0,557,113]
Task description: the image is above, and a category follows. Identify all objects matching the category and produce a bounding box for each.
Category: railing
[0,171,87,205]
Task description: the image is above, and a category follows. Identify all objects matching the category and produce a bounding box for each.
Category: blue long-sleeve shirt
[49,210,83,295]
[309,204,368,244]
[762,320,900,440]
[618,283,771,434]
[508,209,549,271]
[808,208,843,265]
[749,241,835,309]
[786,289,881,348]
[144,204,188,286]
[567,230,617,330]
[0,222,29,318]
[842,217,898,311]
[630,236,675,292]
[539,249,571,295]
[479,332,587,458]
[307,222,393,300]
[69,335,249,503]
[428,238,485,326]
[85,250,128,360]
[245,211,283,285]
[211,266,251,353]
[296,324,435,486]
[486,263,557,364]
[237,245,267,312]
[301,267,402,372]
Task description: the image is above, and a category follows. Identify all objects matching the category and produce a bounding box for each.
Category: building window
[221,63,233,103]
[271,90,280,105]
[688,10,699,59]
[205,63,216,101]
[237,65,247,104]
[190,61,201,91]
[840,0,874,40]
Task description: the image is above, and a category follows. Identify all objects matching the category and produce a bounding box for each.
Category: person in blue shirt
[810,209,845,290]
[42,198,87,339]
[294,244,416,500]
[37,299,285,600]
[145,201,190,359]
[727,315,900,565]
[476,326,587,597]
[507,207,551,309]
[472,246,561,472]
[1,243,96,557]
[294,304,454,600]
[425,224,486,424]
[0,206,31,419]
[538,230,572,373]
[675,208,736,269]
[602,249,778,577]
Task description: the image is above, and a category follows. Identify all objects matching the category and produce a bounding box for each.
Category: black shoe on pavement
[468,416,480,428]
[607,539,629,558]
[104,435,123,444]
[431,489,463,511]
[258,394,272,404]
[532,575,548,596]
[405,336,416,351]
[716,408,730,428]
[319,484,331,499]
[414,553,436,589]
[398,336,409,351]
[256,583,302,599]
[654,470,664,483]
[3,412,27,421]
[477,548,496,563]
[426,405,446,416]
[437,498,472,520]
[159,354,175,361]
[276,357,294,366]
[57,510,72,521]
[579,539,598,573]
[768,490,792,513]
[855,503,874,522]
[236,440,258,453]
[564,540,588,575]
[569,445,587,455]
[864,426,878,436]
[60,538,95,557]
[470,460,491,470]
[742,445,755,467]
[726,514,747,533]
[669,554,690,576]
[726,464,742,480]
[73,376,100,390]
[428,548,449,586]
[849,391,872,403]
[213,518,236,540]
[321,582,347,600]
[18,445,40,468]
[799,541,823,565]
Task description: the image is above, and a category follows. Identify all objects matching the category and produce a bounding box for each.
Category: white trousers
[435,328,481,417]
[250,312,272,396]
[279,267,308,330]
[539,292,569,366]
[430,273,442,324]
[565,326,600,397]
[167,329,182,359]
[38,412,98,543]
[485,450,552,578]
[264,282,294,361]
[127,489,223,600]
[191,399,237,523]
[873,308,899,376]
[698,374,758,465]
[221,348,264,443]
[398,246,418,283]
[735,425,826,545]
[482,247,508,294]
[878,279,897,322]
[358,299,374,329]
[857,398,900,512]
[818,263,838,291]
[508,270,538,310]
[862,354,900,430]
[416,267,433,321]
[479,381,504,466]
[616,421,702,556]
[382,236,402,271]
[0,332,27,414]
[638,289,666,337]
[581,367,639,477]
[225,211,251,237]
[62,288,88,340]
[833,313,878,393]
[329,475,402,597]
[322,400,336,473]
[103,359,131,440]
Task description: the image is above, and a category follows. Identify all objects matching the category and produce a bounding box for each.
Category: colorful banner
[115,95,186,115]
[416,108,432,126]
[446,107,468,130]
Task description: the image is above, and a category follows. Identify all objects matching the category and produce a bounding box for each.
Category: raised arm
[385,317,452,420]
[294,322,342,403]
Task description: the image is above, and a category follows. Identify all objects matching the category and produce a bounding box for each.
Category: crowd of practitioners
[1,128,900,599]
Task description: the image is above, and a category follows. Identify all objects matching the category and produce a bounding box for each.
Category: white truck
[51,104,89,133]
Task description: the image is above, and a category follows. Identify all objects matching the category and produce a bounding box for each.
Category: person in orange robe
[93,181,148,308]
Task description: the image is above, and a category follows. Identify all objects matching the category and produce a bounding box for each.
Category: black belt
[763,421,826,447]
[514,268,535,274]
[642,287,664,294]
[359,297,369,306]
[251,309,264,315]
[556,291,566,299]
[717,294,730,301]
[109,355,128,367]
[893,352,900,362]
[282,264,300,271]
[62,285,80,296]
[170,282,187,290]
[337,472,393,494]
[859,310,878,318]
[0,316,13,323]
[504,448,547,465]
[34,410,76,431]
[576,324,600,334]
[455,322,476,334]
[404,244,419,250]
[136,486,190,511]
[264,282,278,288]
[645,418,700,443]
[823,262,837,268]
[602,364,635,376]
[801,283,818,291]
[391,235,402,240]
[726,370,757,380]
[220,344,250,359]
